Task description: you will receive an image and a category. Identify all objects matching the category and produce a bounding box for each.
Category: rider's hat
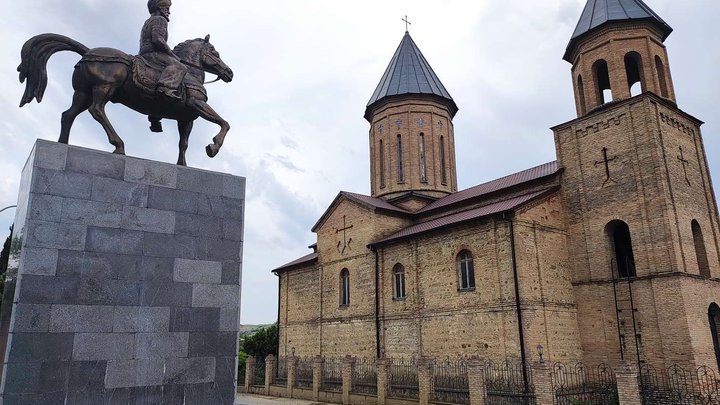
[147,0,172,13]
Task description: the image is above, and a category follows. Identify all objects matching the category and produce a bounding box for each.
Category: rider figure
[141,0,187,131]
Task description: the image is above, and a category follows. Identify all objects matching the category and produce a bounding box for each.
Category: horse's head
[199,35,233,83]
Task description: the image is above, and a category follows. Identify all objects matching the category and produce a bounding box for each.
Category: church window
[593,59,612,104]
[397,135,405,182]
[655,56,669,98]
[457,250,475,290]
[440,136,447,185]
[709,304,720,371]
[340,268,350,306]
[606,220,636,278]
[393,264,406,299]
[692,220,711,278]
[419,134,427,183]
[625,52,645,97]
[379,140,386,188]
[577,74,587,115]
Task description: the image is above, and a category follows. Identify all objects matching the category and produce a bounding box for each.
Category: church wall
[278,266,321,357]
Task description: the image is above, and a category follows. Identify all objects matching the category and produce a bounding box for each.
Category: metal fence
[552,362,618,405]
[639,364,720,405]
[322,358,343,392]
[274,356,287,386]
[352,358,377,395]
[485,360,537,405]
[295,357,313,389]
[253,356,266,386]
[431,359,470,405]
[389,358,419,399]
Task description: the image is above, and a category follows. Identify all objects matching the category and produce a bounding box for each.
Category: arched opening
[655,56,669,98]
[693,220,711,278]
[625,52,645,96]
[393,263,406,299]
[397,135,404,183]
[606,220,636,278]
[593,59,612,104]
[379,140,385,188]
[708,304,720,371]
[457,250,475,290]
[340,268,350,306]
[419,133,427,183]
[577,74,587,114]
[440,136,447,185]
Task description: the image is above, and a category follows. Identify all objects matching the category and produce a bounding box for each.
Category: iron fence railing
[389,358,419,399]
[640,364,720,405]
[352,358,377,395]
[485,360,537,405]
[274,356,287,386]
[322,358,343,392]
[295,357,313,389]
[552,362,618,405]
[252,356,266,386]
[431,359,470,405]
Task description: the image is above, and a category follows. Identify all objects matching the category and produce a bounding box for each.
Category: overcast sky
[1,0,718,325]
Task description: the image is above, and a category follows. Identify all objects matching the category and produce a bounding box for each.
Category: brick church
[272,0,720,371]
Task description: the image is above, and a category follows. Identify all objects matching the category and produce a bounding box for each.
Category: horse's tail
[18,33,89,107]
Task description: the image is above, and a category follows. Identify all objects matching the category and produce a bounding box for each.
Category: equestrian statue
[17,0,234,166]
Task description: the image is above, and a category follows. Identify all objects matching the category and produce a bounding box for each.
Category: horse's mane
[173,38,202,55]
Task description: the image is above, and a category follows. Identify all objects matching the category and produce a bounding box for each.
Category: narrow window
[340,268,350,306]
[625,52,645,97]
[440,136,447,185]
[393,264,406,299]
[577,74,587,115]
[693,220,711,278]
[709,304,720,371]
[655,56,669,98]
[457,250,475,290]
[419,133,427,182]
[397,135,404,182]
[606,220,636,278]
[593,59,612,104]
[379,140,385,188]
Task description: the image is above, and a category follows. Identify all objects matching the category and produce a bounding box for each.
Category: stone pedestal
[0,140,245,404]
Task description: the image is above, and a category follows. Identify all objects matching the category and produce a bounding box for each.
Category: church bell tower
[365,31,459,209]
[555,0,720,368]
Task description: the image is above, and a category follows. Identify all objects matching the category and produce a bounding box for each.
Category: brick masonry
[0,140,244,404]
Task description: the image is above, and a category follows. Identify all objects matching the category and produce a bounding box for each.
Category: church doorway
[606,220,636,278]
[708,304,720,371]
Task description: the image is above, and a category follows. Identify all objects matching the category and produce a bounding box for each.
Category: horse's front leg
[177,120,193,166]
[189,99,230,158]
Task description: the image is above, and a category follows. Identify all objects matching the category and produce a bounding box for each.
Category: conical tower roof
[365,32,457,121]
[564,0,672,61]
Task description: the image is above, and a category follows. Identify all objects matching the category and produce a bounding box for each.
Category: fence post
[244,356,255,392]
[312,355,324,401]
[532,361,554,405]
[418,357,433,405]
[342,355,355,404]
[615,361,642,405]
[287,356,298,398]
[376,357,391,405]
[467,357,486,405]
[264,355,275,395]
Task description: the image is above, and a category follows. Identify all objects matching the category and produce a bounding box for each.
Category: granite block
[121,206,175,234]
[57,250,143,280]
[184,382,234,405]
[140,280,192,307]
[161,384,184,404]
[164,357,215,385]
[219,307,239,332]
[24,220,86,251]
[62,198,123,227]
[222,175,245,199]
[215,356,238,385]
[8,332,74,362]
[174,212,222,238]
[173,258,222,284]
[188,332,237,357]
[2,362,43,393]
[66,147,126,179]
[12,304,50,332]
[222,218,244,241]
[177,167,223,196]
[169,307,220,332]
[105,359,165,388]
[49,304,114,332]
[133,256,174,281]
[113,306,171,332]
[191,284,239,308]
[196,238,241,261]
[28,194,63,222]
[68,360,107,391]
[124,158,178,188]
[91,177,148,207]
[72,333,135,361]
[65,390,107,405]
[19,247,58,276]
[197,194,243,220]
[86,226,144,255]
[221,261,240,285]
[2,392,66,405]
[31,167,92,199]
[78,278,143,306]
[34,140,68,170]
[18,275,79,304]
[143,233,195,259]
[38,361,70,393]
[147,186,199,214]
[134,332,188,359]
[129,385,165,403]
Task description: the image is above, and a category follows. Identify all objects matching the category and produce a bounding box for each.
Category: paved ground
[235,393,329,405]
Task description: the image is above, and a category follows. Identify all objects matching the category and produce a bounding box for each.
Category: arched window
[593,59,612,104]
[625,52,645,96]
[397,135,404,182]
[692,220,710,278]
[709,304,720,371]
[655,56,669,98]
[457,250,475,290]
[577,74,587,114]
[419,133,427,183]
[379,140,385,188]
[440,136,447,185]
[606,220,636,278]
[393,264,406,299]
[340,268,350,306]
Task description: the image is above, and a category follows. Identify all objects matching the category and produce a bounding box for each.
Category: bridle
[180,44,227,84]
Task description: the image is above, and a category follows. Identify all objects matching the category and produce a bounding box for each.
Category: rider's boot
[158,86,182,101]
[148,116,163,133]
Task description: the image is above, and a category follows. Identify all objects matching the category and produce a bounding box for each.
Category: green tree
[0,225,12,306]
[239,323,278,357]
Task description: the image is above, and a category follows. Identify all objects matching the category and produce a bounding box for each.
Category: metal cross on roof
[402,15,411,33]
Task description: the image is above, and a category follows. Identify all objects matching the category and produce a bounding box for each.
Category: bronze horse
[18,33,233,165]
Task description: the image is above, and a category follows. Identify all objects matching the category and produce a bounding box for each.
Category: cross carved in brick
[677,146,691,186]
[335,215,354,254]
[594,147,618,186]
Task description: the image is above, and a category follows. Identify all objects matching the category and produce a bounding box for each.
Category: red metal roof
[342,191,412,214]
[371,189,553,246]
[272,252,318,273]
[417,161,559,214]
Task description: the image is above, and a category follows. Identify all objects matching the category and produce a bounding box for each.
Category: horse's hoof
[113,148,126,155]
[206,144,218,157]
[176,159,187,166]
